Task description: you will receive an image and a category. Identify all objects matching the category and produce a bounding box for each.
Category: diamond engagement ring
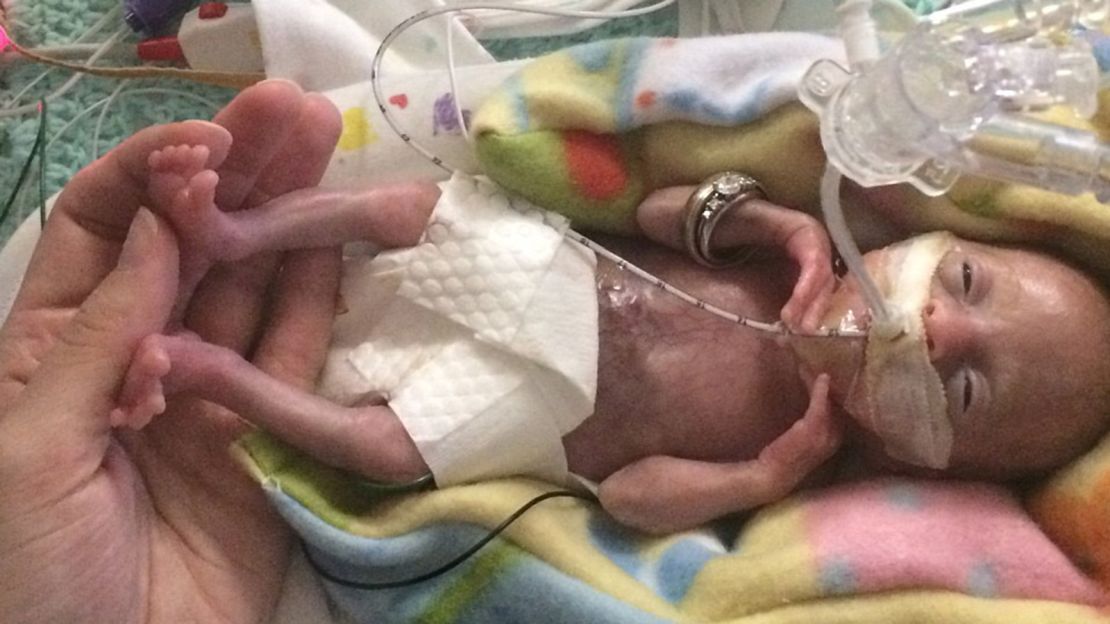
[682,172,767,268]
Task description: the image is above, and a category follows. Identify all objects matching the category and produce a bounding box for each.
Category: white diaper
[317,173,599,487]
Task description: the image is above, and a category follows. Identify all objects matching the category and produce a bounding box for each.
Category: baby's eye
[961,261,973,297]
[947,368,977,420]
[961,370,973,412]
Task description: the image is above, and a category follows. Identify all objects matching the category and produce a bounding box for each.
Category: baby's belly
[562,242,809,481]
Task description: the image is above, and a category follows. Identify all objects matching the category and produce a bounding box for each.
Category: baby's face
[823,235,1110,478]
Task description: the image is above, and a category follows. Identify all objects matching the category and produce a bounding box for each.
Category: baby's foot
[111,333,193,430]
[147,144,233,262]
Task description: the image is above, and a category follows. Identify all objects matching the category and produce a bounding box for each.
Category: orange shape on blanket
[563,130,628,200]
[1031,473,1110,591]
[636,90,656,109]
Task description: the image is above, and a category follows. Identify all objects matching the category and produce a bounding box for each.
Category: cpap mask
[795,0,1110,469]
[836,232,957,469]
[791,230,957,469]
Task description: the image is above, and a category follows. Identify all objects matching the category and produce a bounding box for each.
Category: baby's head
[819,233,1110,480]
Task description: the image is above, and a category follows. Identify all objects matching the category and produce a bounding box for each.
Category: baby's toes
[185,169,220,212]
[151,144,210,174]
[149,145,212,205]
[178,144,211,173]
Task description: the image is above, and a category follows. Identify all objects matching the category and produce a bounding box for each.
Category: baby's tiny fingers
[799,271,836,334]
[805,373,830,411]
[783,259,832,331]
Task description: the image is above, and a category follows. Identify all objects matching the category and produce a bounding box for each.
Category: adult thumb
[4,209,179,480]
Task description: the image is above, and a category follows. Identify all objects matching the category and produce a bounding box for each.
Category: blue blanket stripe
[269,488,683,623]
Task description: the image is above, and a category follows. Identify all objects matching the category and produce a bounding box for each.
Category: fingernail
[119,208,158,270]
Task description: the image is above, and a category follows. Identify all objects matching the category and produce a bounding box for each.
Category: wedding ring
[683,172,766,268]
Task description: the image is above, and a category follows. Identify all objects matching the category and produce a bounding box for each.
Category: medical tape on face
[850,232,956,469]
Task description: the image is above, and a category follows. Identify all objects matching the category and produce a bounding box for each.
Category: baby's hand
[597,374,843,533]
[635,187,834,332]
[756,373,842,491]
[774,210,835,333]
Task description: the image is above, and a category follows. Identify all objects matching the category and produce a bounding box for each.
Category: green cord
[1,99,47,231]
[38,99,47,229]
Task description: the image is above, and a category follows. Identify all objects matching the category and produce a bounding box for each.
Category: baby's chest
[568,317,807,479]
[653,371,807,462]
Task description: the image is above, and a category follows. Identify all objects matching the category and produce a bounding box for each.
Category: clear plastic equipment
[796,0,1110,469]
[800,0,1110,200]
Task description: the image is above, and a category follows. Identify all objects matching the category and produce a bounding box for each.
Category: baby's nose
[922,298,974,364]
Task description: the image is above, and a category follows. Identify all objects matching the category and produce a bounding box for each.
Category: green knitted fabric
[0,0,235,242]
[0,1,677,245]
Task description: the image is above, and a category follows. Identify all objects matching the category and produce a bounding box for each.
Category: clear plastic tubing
[927,0,1110,41]
[820,164,891,322]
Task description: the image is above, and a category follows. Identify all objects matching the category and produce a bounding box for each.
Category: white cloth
[253,0,495,92]
[0,196,52,323]
[254,0,525,187]
[318,174,598,487]
[316,60,527,189]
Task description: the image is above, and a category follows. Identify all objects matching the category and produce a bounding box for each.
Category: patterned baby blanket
[237,434,1108,623]
[233,31,1110,624]
[469,32,1110,597]
[472,32,1110,281]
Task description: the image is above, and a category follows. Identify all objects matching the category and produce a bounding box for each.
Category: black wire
[303,489,597,590]
[1,99,47,230]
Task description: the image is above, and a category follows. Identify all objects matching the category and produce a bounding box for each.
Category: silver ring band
[683,172,766,268]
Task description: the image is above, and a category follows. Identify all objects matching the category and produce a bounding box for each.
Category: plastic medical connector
[123,0,195,34]
[176,3,264,73]
[799,0,1110,200]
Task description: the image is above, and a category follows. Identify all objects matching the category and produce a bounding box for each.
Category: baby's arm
[597,375,841,534]
[637,186,835,332]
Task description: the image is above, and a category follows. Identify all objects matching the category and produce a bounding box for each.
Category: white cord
[468,0,659,39]
[0,25,126,118]
[90,80,128,161]
[3,5,122,108]
[445,14,470,142]
[45,86,221,156]
[371,0,677,171]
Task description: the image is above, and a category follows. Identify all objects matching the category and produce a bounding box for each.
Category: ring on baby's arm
[683,172,767,268]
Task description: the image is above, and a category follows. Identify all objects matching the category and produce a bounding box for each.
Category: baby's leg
[113,334,430,483]
[148,144,437,319]
[149,145,438,261]
[147,145,237,312]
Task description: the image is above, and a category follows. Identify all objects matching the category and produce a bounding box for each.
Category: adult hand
[0,80,343,623]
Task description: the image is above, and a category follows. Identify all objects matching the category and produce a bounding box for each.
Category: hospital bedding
[252,26,1110,624]
[5,2,1110,622]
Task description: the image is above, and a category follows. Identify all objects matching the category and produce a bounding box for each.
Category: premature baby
[112,143,1110,534]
